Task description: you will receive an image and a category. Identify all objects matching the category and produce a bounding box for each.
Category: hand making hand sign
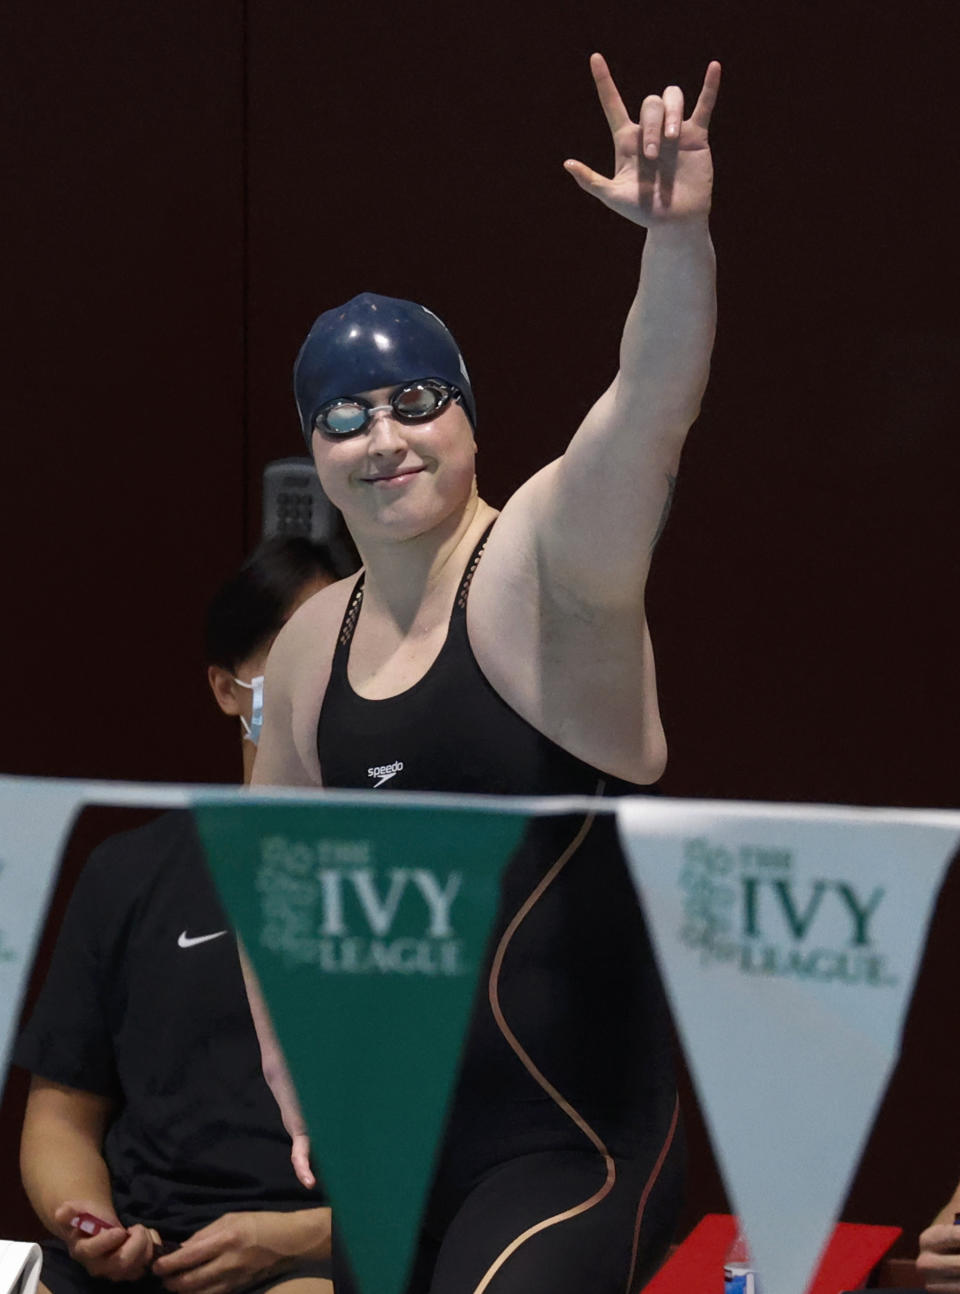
[565,53,721,226]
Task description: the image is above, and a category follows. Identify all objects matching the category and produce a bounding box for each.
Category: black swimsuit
[317,526,682,1294]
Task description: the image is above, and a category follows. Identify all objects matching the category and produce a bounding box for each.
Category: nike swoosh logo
[373,772,397,788]
[178,930,228,949]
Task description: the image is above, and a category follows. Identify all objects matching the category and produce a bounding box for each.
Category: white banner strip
[4,775,960,825]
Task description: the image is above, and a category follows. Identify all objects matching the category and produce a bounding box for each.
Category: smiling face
[310,382,478,542]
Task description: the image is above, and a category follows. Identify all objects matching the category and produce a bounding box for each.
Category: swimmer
[252,52,721,1293]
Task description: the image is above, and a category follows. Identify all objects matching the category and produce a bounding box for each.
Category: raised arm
[532,55,720,603]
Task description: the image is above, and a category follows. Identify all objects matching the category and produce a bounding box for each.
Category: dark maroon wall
[2,0,246,786]
[2,0,957,1260]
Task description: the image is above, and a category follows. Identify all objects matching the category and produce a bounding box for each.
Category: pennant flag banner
[193,797,530,1294]
[618,799,960,1294]
[6,777,960,1294]
[0,776,190,1088]
[0,777,90,1081]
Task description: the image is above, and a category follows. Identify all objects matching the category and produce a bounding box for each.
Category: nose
[366,406,407,454]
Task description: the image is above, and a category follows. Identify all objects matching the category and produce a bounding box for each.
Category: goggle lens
[393,383,443,418]
[314,381,457,437]
[323,402,369,435]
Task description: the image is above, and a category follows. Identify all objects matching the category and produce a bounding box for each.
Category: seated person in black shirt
[16,537,345,1294]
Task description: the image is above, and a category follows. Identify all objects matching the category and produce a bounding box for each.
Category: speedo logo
[368,760,404,788]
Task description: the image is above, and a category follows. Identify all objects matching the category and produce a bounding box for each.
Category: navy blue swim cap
[294,293,476,449]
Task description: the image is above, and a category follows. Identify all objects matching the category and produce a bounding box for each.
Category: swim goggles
[313,379,463,438]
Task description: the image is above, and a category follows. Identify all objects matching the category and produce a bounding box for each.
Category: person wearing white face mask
[232,674,264,746]
[205,539,339,780]
[16,537,350,1294]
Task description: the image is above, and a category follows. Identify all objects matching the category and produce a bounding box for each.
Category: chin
[356,491,472,544]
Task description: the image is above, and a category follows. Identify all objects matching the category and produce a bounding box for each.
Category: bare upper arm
[23,1076,115,1144]
[542,381,686,605]
[470,378,685,631]
[251,578,355,788]
[467,480,668,783]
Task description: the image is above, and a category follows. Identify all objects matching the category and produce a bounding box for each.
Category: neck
[351,496,496,629]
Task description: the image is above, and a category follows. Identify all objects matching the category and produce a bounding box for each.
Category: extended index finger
[589,53,631,133]
[689,60,722,129]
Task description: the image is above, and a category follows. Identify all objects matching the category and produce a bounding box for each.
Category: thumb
[563,158,608,195]
[55,1202,124,1235]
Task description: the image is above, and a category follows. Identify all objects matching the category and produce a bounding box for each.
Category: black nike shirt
[15,811,322,1238]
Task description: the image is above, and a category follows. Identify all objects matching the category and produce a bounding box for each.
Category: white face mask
[233,674,264,745]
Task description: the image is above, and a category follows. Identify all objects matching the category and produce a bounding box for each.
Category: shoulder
[27,813,199,995]
[255,575,360,787]
[267,573,358,710]
[269,575,359,676]
[471,462,560,578]
[465,463,558,632]
[80,810,197,896]
[462,469,563,740]
[466,471,667,784]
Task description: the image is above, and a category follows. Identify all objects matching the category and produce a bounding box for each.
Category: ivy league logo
[255,834,465,976]
[678,836,897,986]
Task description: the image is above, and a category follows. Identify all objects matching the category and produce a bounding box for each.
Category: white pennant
[0,778,90,1080]
[0,775,193,1087]
[618,799,960,1294]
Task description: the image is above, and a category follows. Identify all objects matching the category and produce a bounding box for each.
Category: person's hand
[152,1210,331,1294]
[238,943,315,1189]
[291,1133,315,1190]
[54,1201,155,1282]
[565,54,721,227]
[917,1220,960,1291]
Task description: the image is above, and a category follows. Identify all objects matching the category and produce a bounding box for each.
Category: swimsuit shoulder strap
[330,570,365,666]
[453,520,497,618]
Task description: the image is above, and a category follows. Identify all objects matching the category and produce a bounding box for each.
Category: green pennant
[193,799,527,1294]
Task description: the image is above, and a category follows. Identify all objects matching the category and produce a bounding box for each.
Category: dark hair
[205,536,345,671]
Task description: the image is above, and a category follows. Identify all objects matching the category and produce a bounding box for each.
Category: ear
[207,665,242,717]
